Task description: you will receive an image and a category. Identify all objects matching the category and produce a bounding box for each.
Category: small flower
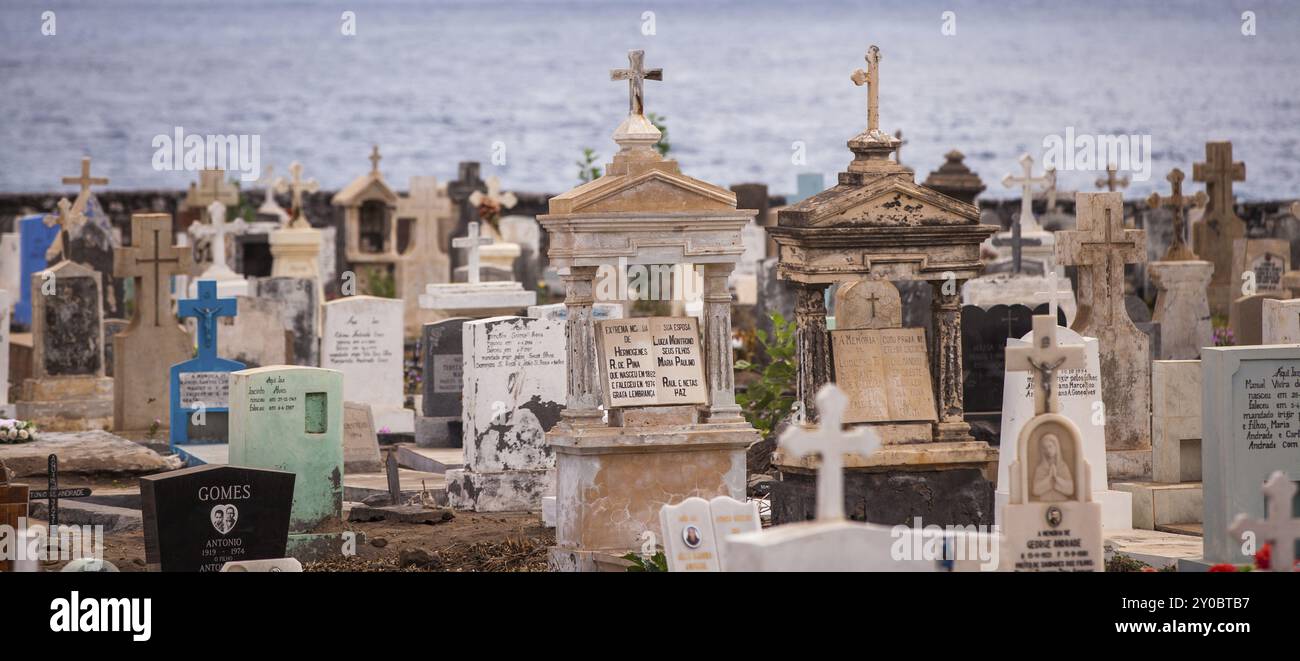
[1140,566,1157,573]
[1207,563,1238,572]
[379,426,391,434]
[1255,543,1272,570]
[18,429,29,440]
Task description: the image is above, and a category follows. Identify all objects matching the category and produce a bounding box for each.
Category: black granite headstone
[421,318,469,419]
[140,464,295,572]
[960,303,1066,415]
[41,266,102,376]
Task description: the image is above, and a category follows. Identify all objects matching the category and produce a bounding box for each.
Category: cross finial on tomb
[1147,168,1207,261]
[1004,314,1086,416]
[851,45,884,136]
[1193,141,1245,221]
[1034,270,1071,321]
[178,279,237,360]
[778,384,882,521]
[1095,163,1130,192]
[62,156,108,203]
[188,200,246,272]
[610,49,662,117]
[275,161,319,226]
[1002,153,1051,234]
[369,145,382,175]
[451,221,495,285]
[1229,470,1300,573]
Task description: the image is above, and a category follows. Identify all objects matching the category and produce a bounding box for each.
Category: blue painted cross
[170,280,244,448]
[180,280,238,360]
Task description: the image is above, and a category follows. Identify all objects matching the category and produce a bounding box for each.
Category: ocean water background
[1,0,1298,199]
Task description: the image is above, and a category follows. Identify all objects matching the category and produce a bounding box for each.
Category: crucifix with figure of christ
[1056,194,1145,332]
[610,49,661,117]
[114,215,193,328]
[778,384,881,521]
[274,161,319,227]
[1147,168,1206,262]
[1005,313,1085,416]
[179,280,237,359]
[452,221,494,285]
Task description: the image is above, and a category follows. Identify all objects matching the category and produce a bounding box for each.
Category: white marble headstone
[997,325,1132,529]
[1261,298,1300,344]
[321,296,412,433]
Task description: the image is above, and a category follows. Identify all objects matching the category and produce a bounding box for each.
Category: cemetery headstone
[595,317,708,408]
[1262,298,1300,344]
[658,495,760,572]
[1192,141,1247,316]
[1056,192,1150,458]
[15,214,60,328]
[170,280,243,447]
[1201,345,1300,564]
[216,296,291,368]
[447,315,565,512]
[1113,360,1204,531]
[113,213,195,432]
[830,327,936,424]
[229,366,345,561]
[961,302,1063,415]
[343,401,383,474]
[1227,471,1300,572]
[321,296,412,434]
[140,464,295,572]
[254,277,318,366]
[416,318,469,448]
[833,280,901,330]
[1230,292,1289,346]
[1000,314,1103,571]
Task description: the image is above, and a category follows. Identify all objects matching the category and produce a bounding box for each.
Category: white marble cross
[1229,470,1300,572]
[1034,270,1072,320]
[1005,314,1086,416]
[1002,153,1051,234]
[469,176,517,219]
[778,384,881,521]
[452,221,494,285]
[275,161,319,227]
[610,49,662,117]
[256,166,288,222]
[189,201,246,276]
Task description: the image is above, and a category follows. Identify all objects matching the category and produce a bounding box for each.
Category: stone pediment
[332,173,397,207]
[548,166,735,215]
[780,176,979,229]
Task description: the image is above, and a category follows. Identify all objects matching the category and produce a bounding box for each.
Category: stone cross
[1193,142,1246,225]
[114,215,192,327]
[1005,314,1086,416]
[1034,270,1072,321]
[275,161,319,227]
[61,156,108,210]
[610,49,662,116]
[179,280,237,359]
[1147,168,1207,261]
[778,384,881,521]
[1002,153,1051,234]
[189,169,238,207]
[850,45,883,135]
[1095,163,1130,192]
[1056,193,1146,329]
[893,130,907,165]
[452,221,494,285]
[1041,167,1059,213]
[43,197,80,262]
[1229,470,1300,573]
[468,176,518,224]
[369,145,382,175]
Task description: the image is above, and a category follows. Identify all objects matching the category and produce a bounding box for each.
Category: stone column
[702,263,743,423]
[794,283,832,421]
[561,265,603,427]
[929,278,970,443]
